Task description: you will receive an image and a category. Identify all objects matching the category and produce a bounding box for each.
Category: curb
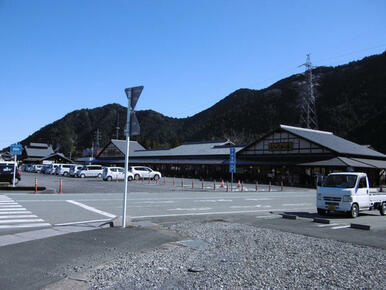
[350,223,371,230]
[313,218,330,224]
[282,214,297,220]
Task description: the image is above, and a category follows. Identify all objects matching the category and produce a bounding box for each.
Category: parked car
[129,166,162,180]
[76,165,103,178]
[45,163,61,175]
[55,164,76,176]
[69,165,83,177]
[40,164,52,174]
[0,162,21,184]
[102,167,134,181]
[32,164,43,173]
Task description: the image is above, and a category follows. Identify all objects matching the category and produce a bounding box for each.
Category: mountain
[12,51,386,156]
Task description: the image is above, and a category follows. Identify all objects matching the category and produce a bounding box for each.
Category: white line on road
[0,205,22,208]
[0,208,28,211]
[167,207,212,211]
[282,203,312,206]
[0,219,44,224]
[0,223,51,229]
[230,205,261,209]
[131,208,313,219]
[66,200,116,218]
[245,198,272,201]
[0,211,32,215]
[331,225,351,229]
[0,215,37,219]
[317,223,340,227]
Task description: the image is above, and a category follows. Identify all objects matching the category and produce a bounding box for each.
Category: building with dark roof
[96,125,386,187]
[23,143,54,163]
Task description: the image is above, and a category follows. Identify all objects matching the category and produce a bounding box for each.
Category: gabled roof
[280,125,385,158]
[132,140,243,157]
[29,143,50,148]
[24,144,54,158]
[109,140,146,156]
[39,152,74,163]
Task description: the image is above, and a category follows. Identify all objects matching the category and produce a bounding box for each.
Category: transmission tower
[95,129,101,149]
[299,54,318,129]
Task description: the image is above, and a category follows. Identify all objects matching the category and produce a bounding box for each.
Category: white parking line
[317,223,340,227]
[0,205,22,208]
[0,208,28,211]
[331,225,351,229]
[167,207,212,211]
[0,211,32,215]
[66,200,116,218]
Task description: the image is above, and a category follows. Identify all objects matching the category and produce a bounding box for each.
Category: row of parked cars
[22,163,162,182]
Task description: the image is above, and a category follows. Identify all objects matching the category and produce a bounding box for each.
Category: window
[358,177,367,188]
[323,174,357,188]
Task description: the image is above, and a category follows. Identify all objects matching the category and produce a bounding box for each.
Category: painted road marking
[0,211,32,215]
[282,203,312,206]
[0,223,51,229]
[0,197,51,230]
[167,207,212,211]
[230,205,262,209]
[66,200,116,218]
[131,207,314,219]
[331,225,351,229]
[0,215,37,219]
[317,223,340,227]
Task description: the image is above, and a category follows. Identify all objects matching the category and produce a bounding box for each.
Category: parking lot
[15,172,293,194]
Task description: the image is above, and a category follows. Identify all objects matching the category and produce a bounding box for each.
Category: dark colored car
[0,162,21,184]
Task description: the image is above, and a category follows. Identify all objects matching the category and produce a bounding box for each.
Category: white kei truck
[316,172,386,218]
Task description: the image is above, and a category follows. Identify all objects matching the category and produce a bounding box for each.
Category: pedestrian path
[0,195,51,229]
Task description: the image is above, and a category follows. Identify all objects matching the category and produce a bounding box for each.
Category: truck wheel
[134,174,140,180]
[317,208,326,216]
[128,176,133,181]
[107,176,112,181]
[80,174,86,178]
[350,204,359,218]
[380,203,386,216]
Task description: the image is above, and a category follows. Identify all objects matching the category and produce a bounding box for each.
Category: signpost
[122,86,143,228]
[10,144,22,187]
[229,147,236,191]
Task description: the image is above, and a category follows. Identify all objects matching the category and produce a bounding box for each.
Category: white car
[32,164,43,173]
[129,166,162,180]
[102,167,134,181]
[76,165,103,178]
[56,164,77,176]
[69,165,83,177]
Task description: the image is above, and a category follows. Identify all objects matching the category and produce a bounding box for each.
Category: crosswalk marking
[0,196,51,230]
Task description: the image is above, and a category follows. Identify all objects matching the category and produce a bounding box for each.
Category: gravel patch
[88,221,385,289]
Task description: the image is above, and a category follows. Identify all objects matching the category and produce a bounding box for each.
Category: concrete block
[111,216,132,228]
[350,223,370,230]
[282,214,296,220]
[313,218,330,224]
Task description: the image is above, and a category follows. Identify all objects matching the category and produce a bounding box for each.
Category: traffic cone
[256,181,258,192]
[237,180,241,188]
[58,178,63,194]
[181,178,184,187]
[220,179,225,188]
[281,181,284,192]
[241,181,244,192]
[34,178,38,194]
[192,179,194,189]
[226,181,229,192]
[201,180,204,190]
[173,177,176,186]
[213,180,216,191]
[269,181,272,192]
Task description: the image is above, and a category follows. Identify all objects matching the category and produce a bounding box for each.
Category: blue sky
[1,0,385,149]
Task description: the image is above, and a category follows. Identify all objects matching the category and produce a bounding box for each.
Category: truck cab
[317,172,386,218]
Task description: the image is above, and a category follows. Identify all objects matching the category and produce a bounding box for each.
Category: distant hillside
[13,51,386,156]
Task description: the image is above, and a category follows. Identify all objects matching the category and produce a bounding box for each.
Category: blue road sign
[10,144,23,155]
[229,147,236,173]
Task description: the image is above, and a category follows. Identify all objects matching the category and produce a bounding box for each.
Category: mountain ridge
[6,51,386,156]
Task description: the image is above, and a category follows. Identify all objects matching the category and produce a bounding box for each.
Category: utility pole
[299,54,318,129]
[115,112,120,139]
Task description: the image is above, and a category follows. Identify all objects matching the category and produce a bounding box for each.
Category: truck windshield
[323,174,357,188]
